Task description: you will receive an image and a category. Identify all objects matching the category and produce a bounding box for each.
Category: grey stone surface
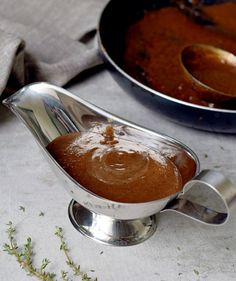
[0,0,236,280]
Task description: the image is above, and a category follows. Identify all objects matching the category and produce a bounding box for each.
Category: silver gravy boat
[3,82,236,246]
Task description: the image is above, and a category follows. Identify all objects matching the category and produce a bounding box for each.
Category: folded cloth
[0,0,106,97]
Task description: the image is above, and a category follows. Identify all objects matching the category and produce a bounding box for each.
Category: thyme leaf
[19,206,26,212]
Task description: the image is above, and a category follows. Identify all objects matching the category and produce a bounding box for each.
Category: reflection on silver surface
[69,200,157,246]
[3,82,236,246]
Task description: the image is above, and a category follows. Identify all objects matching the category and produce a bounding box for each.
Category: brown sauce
[47,125,189,203]
[123,2,236,108]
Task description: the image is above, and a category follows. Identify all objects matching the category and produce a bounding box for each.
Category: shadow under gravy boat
[3,82,236,246]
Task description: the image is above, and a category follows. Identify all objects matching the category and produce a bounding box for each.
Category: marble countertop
[1,68,236,281]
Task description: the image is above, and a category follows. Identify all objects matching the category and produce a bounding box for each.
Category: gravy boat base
[69,200,157,246]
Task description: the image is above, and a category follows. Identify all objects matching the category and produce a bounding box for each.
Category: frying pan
[97,0,236,133]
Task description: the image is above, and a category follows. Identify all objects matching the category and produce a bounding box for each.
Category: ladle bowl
[3,83,236,246]
[181,44,236,104]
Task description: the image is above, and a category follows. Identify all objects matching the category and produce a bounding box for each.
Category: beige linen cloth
[0,0,107,97]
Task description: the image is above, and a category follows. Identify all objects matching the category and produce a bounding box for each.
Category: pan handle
[161,170,236,225]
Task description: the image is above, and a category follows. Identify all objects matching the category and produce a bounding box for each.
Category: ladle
[181,44,236,104]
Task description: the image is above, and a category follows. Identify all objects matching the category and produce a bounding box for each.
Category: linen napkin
[0,0,107,97]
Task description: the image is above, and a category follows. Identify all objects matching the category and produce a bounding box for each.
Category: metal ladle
[181,44,236,104]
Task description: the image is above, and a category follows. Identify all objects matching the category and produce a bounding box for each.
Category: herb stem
[55,227,97,281]
[3,222,56,281]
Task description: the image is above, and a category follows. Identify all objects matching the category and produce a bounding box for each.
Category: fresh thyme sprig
[55,227,97,281]
[3,222,56,281]
[3,222,98,281]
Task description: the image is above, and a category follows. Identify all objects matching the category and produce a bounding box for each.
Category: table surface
[1,65,236,280]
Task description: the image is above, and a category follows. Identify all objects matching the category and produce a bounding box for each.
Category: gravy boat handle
[161,170,236,225]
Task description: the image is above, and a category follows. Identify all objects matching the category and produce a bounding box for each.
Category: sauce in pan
[123,2,236,108]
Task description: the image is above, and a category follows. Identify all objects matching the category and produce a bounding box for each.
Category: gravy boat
[3,83,236,246]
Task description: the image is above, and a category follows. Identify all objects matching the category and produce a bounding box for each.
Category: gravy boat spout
[3,82,236,246]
